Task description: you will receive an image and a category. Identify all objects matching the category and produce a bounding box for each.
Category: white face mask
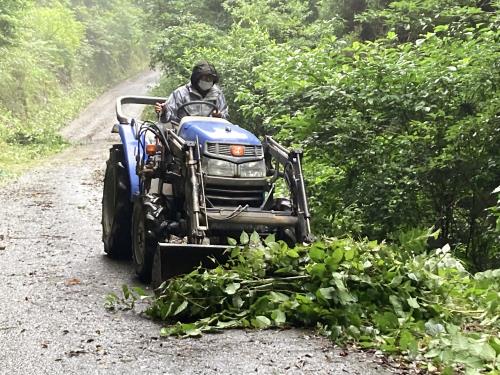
[198,79,214,91]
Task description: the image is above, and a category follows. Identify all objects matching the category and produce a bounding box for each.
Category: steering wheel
[177,100,218,117]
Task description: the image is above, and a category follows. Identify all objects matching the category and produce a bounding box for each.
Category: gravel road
[0,71,393,375]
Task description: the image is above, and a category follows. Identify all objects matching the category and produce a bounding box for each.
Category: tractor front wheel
[132,197,158,283]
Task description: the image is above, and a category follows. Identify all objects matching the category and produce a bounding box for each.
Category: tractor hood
[178,117,261,146]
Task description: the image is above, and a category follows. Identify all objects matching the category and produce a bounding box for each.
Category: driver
[155,61,229,124]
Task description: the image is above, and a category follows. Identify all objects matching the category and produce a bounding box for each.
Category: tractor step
[151,243,232,288]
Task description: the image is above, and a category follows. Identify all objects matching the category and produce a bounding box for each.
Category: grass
[0,85,97,184]
[0,141,68,184]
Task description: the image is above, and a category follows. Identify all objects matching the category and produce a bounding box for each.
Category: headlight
[203,158,236,177]
[239,160,266,178]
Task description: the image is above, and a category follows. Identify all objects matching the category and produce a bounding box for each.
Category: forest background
[140,0,499,272]
[1,1,499,372]
[0,0,148,175]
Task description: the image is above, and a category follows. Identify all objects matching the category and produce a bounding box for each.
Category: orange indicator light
[146,144,157,156]
[230,145,245,157]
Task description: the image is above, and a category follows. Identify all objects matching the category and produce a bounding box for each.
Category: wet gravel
[0,71,393,375]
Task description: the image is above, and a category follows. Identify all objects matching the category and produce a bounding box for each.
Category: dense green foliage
[112,233,500,373]
[144,0,499,270]
[0,0,149,178]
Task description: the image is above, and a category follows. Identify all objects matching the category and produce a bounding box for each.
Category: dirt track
[0,71,392,375]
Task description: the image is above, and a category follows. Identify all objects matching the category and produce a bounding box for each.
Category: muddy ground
[0,71,394,375]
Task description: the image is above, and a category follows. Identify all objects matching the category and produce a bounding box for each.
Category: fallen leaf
[65,278,81,286]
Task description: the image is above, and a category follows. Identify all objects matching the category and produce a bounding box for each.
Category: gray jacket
[160,82,229,123]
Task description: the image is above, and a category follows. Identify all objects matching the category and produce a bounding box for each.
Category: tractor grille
[207,143,263,158]
[205,184,264,208]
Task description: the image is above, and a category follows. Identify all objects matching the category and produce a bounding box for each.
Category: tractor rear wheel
[132,196,159,283]
[102,145,132,258]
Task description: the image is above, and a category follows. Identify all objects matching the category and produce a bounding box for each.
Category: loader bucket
[151,243,232,288]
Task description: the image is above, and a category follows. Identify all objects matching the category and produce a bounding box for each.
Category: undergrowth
[108,232,500,374]
[0,85,96,181]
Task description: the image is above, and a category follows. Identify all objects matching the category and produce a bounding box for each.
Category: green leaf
[160,327,173,336]
[400,330,418,355]
[216,320,239,329]
[408,273,418,282]
[271,310,286,324]
[224,282,241,295]
[325,248,343,268]
[269,291,289,303]
[344,248,355,261]
[227,237,237,246]
[389,275,403,287]
[309,246,325,262]
[240,231,249,245]
[122,284,130,299]
[407,297,420,309]
[389,295,405,317]
[347,325,361,338]
[460,355,484,370]
[337,289,356,305]
[318,287,335,300]
[424,348,441,358]
[287,249,300,258]
[132,286,148,296]
[471,342,497,362]
[434,24,449,32]
[452,334,469,352]
[174,300,188,316]
[264,234,276,245]
[232,294,244,308]
[309,263,326,278]
[182,323,202,337]
[373,312,399,331]
[231,246,241,257]
[331,248,344,264]
[331,272,345,290]
[252,315,271,328]
[387,31,397,40]
[250,231,260,244]
[489,337,500,355]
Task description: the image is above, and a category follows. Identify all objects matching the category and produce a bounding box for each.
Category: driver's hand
[155,102,165,114]
[211,109,222,118]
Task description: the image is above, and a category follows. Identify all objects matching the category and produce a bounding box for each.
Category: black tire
[273,198,298,247]
[278,227,297,248]
[132,197,159,283]
[102,145,132,258]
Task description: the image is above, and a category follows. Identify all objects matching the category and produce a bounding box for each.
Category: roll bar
[116,95,167,124]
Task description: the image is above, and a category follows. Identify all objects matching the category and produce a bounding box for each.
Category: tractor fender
[117,123,140,200]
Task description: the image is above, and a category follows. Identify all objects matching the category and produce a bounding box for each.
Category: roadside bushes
[244,24,500,270]
[0,0,149,177]
[146,0,500,270]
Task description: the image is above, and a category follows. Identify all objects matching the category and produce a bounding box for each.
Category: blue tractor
[102,96,313,285]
